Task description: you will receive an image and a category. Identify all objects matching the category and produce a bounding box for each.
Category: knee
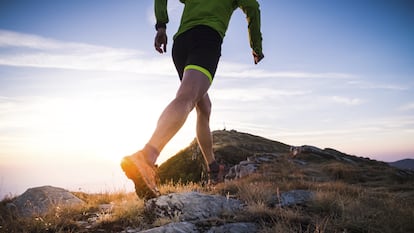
[196,99,212,118]
[174,93,199,112]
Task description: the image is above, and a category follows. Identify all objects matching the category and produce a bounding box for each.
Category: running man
[121,0,264,199]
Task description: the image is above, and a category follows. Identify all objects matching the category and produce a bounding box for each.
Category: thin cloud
[0,29,357,83]
[346,80,409,91]
[398,102,414,111]
[0,29,175,75]
[331,96,363,106]
[218,62,354,79]
[0,29,66,50]
[0,96,27,115]
[221,70,354,79]
[211,87,310,101]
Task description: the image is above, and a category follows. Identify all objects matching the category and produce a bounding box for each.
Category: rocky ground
[1,130,413,232]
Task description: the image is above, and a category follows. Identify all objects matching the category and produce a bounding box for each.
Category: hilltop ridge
[158,129,410,187]
[158,129,290,183]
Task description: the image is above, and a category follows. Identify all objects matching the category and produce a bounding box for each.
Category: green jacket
[155,0,263,56]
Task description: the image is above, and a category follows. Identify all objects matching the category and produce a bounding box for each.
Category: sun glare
[10,93,163,165]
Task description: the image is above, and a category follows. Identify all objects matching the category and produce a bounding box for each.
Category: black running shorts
[172,25,223,83]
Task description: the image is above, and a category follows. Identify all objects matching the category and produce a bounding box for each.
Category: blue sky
[1,0,413,197]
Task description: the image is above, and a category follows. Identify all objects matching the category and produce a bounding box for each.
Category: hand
[154,28,167,53]
[253,51,264,64]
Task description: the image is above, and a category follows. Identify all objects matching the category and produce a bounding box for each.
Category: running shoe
[121,151,160,199]
[208,161,226,185]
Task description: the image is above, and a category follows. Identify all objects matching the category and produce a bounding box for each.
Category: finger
[259,54,264,62]
[155,39,164,53]
[162,35,167,53]
[252,51,259,64]
[155,46,163,53]
[254,54,264,64]
[256,56,263,64]
[154,41,160,52]
[254,55,259,64]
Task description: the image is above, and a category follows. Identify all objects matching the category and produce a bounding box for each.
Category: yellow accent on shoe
[184,64,213,83]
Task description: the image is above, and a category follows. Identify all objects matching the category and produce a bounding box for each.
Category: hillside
[156,130,414,232]
[158,129,411,188]
[1,130,413,232]
[158,130,291,183]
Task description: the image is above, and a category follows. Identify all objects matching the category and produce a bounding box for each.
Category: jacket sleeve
[238,0,263,56]
[154,0,169,29]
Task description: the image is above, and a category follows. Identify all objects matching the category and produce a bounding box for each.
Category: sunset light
[1,0,413,199]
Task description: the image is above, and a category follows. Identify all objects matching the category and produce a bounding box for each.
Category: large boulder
[145,192,244,222]
[12,185,84,217]
[120,192,258,233]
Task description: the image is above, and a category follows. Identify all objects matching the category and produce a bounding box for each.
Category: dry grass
[0,182,206,233]
[0,191,146,232]
[1,156,413,232]
[158,180,202,194]
[1,179,413,233]
[212,156,414,233]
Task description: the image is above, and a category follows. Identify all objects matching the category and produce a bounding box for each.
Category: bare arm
[154,28,167,54]
[154,0,168,54]
[239,0,264,64]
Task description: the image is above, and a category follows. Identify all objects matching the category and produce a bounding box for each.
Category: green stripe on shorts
[184,65,213,83]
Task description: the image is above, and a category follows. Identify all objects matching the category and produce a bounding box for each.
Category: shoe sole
[121,156,159,199]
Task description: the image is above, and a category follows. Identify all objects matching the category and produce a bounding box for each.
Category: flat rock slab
[12,185,84,217]
[145,192,245,222]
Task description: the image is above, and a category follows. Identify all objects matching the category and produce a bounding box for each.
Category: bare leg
[195,94,216,168]
[146,69,211,164]
[121,70,213,199]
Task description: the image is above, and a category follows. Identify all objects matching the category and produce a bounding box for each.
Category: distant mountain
[389,159,414,170]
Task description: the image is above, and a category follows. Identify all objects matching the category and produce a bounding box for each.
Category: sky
[0,0,413,198]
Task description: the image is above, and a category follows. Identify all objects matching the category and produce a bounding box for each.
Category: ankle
[208,160,219,173]
[142,144,159,165]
